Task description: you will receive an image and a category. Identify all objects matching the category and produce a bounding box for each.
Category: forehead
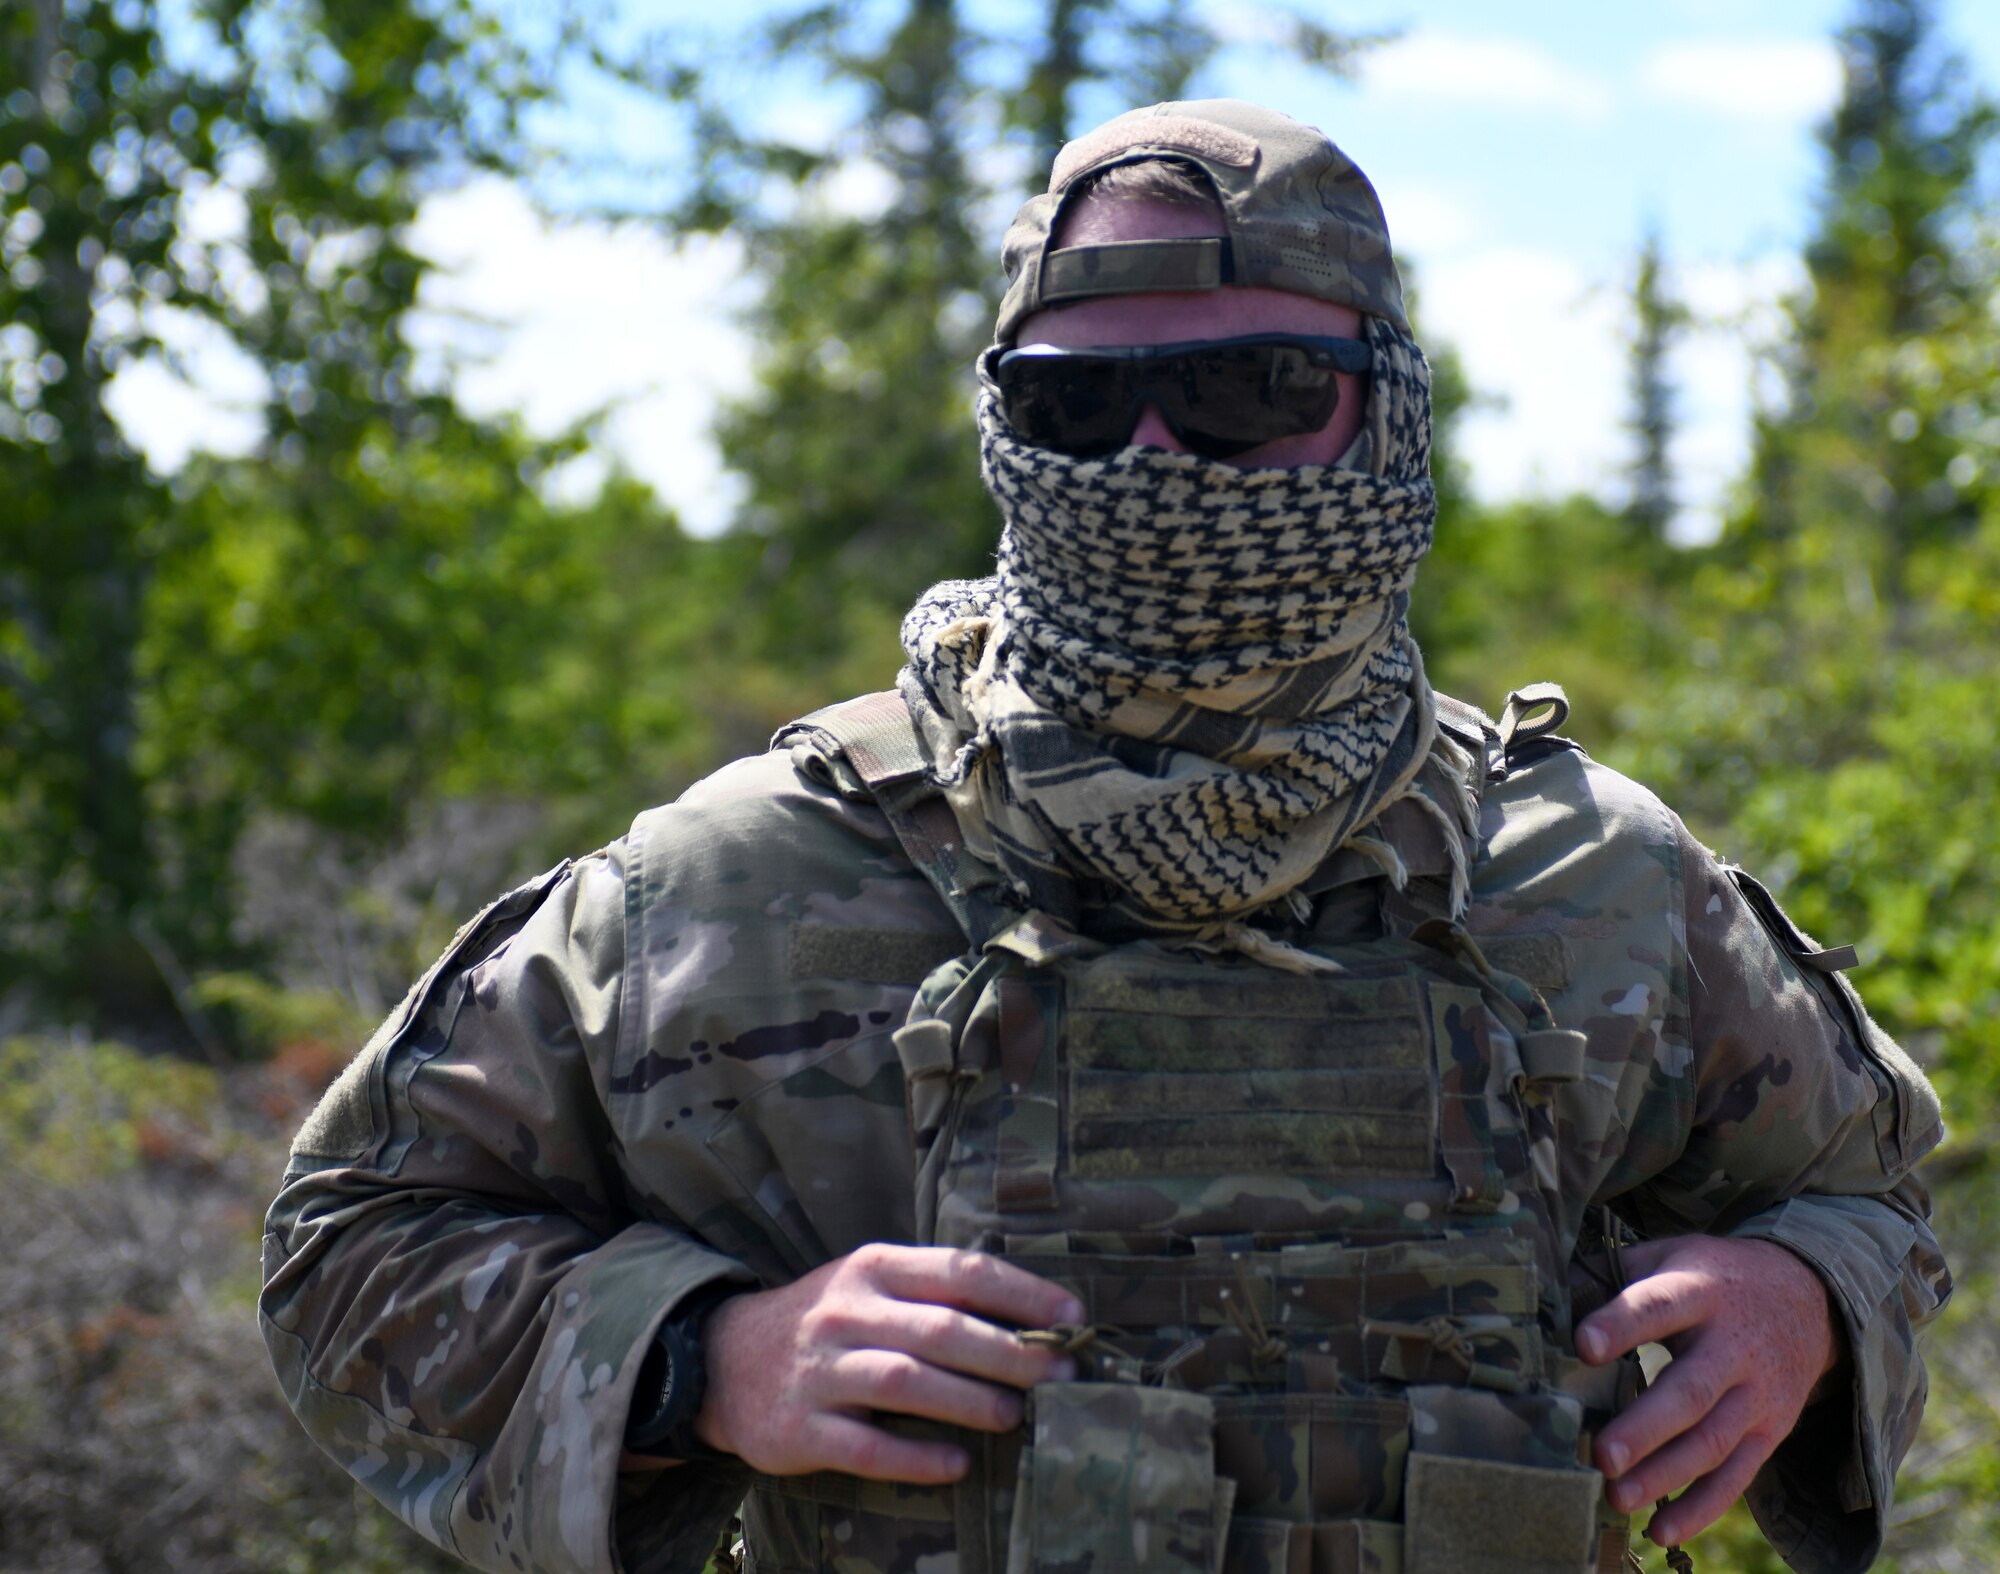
[1025,194,1360,348]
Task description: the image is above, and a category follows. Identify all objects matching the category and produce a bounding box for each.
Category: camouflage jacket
[262,697,1949,1574]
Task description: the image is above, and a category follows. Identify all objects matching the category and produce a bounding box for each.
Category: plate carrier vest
[760,689,1644,1574]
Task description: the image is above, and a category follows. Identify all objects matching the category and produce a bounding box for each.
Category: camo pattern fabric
[261,710,1949,1574]
[898,315,1462,940]
[887,903,1634,1573]
[995,99,1411,342]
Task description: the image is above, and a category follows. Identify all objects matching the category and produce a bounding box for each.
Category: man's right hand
[691,1243,1083,1482]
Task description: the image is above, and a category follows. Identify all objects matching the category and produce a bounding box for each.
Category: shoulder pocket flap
[290,860,572,1167]
[1726,867,1943,1167]
[1727,867,1857,973]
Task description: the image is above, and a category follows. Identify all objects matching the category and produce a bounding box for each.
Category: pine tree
[1742,0,1996,609]
[631,3,1372,672]
[1623,227,1686,543]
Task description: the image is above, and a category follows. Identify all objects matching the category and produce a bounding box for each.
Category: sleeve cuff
[453,1222,757,1574]
[1728,1196,1919,1574]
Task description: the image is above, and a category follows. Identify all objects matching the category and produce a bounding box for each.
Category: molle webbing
[945,943,1563,1241]
[897,928,1628,1574]
[998,1237,1547,1397]
[767,690,1628,1574]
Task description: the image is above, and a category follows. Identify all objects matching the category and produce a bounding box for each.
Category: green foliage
[141,422,705,920]
[1414,492,1688,729]
[1580,0,2000,1134]
[1625,226,1689,541]
[0,0,550,1012]
[1735,0,1997,605]
[0,1033,224,1185]
[192,970,370,1059]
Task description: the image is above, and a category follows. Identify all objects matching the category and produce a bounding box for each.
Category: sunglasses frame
[994,333,1373,459]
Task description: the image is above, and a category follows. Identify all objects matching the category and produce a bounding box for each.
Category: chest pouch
[885,917,1634,1574]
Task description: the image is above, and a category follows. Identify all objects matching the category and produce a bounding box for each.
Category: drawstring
[1018,1321,1201,1387]
[1018,1323,1102,1357]
[1359,1316,1527,1394]
[1224,1257,1289,1368]
[1420,1314,1477,1371]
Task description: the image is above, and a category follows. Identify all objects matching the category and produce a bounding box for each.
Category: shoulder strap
[1434,690,1503,789]
[773,689,927,791]
[771,691,1007,949]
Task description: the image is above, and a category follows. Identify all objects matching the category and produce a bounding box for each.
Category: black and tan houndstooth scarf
[899,316,1476,950]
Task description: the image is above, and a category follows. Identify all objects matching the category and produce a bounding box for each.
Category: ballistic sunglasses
[994,333,1372,460]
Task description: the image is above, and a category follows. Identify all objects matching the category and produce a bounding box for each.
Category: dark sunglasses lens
[997,359,1133,455]
[1170,344,1341,450]
[998,340,1351,457]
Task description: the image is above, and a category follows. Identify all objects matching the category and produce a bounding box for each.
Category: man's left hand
[1576,1233,1844,1548]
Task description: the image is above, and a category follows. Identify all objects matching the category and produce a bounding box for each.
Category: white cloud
[406,177,754,534]
[1662,252,1804,540]
[107,177,755,531]
[1638,38,1843,123]
[1382,186,1480,257]
[1417,243,1802,543]
[1419,245,1626,502]
[1359,32,1614,121]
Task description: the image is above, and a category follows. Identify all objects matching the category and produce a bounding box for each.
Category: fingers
[698,1245,1084,1481]
[1578,1235,1841,1546]
[865,1295,1069,1390]
[1595,1347,1735,1482]
[1576,1262,1709,1365]
[805,1413,970,1485]
[831,1245,1079,1389]
[1601,1379,1761,1515]
[1642,1434,1773,1547]
[867,1243,1084,1328]
[831,1347,1026,1434]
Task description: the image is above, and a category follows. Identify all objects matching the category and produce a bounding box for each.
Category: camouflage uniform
[262,696,1947,1574]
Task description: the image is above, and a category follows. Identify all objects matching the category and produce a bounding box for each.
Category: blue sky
[114,0,2000,541]
[1242,0,2000,255]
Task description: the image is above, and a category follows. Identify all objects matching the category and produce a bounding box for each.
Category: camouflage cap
[995,99,1410,344]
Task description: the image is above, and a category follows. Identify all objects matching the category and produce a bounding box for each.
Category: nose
[1128,401,1185,452]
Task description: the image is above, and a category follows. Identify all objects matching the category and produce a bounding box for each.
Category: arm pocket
[1725,866,1943,1171]
[289,860,573,1171]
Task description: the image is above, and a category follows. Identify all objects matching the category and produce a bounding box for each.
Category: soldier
[262,101,1948,1574]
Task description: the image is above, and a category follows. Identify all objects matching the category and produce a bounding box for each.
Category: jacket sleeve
[259,845,756,1574]
[1641,826,1951,1574]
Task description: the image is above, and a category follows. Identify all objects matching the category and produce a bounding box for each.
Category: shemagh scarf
[898,314,1475,951]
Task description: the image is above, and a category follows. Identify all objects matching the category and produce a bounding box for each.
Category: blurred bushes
[0,1036,460,1572]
